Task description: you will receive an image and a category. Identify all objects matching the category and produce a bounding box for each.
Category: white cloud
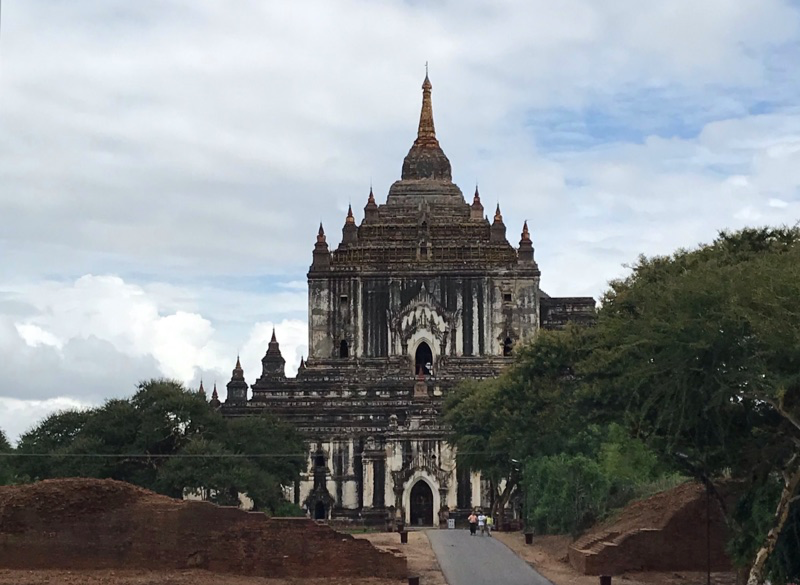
[0,397,94,445]
[2,0,800,435]
[1,275,308,404]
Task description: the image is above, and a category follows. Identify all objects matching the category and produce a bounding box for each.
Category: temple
[216,74,595,527]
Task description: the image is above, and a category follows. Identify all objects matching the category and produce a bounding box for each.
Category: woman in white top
[477,513,487,535]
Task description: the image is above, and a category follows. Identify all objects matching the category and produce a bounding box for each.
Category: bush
[523,454,611,536]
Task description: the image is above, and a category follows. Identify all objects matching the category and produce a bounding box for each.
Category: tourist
[486,514,493,537]
[468,511,478,536]
[478,511,487,536]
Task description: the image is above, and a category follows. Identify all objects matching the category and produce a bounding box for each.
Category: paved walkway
[427,529,554,585]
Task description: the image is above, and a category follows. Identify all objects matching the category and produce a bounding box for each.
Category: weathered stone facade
[217,75,595,527]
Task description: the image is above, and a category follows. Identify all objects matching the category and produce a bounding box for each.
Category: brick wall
[0,479,407,580]
[569,486,731,575]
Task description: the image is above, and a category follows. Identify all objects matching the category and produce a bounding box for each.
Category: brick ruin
[0,478,407,579]
[212,74,595,527]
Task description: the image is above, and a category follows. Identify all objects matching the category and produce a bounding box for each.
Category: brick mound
[0,478,406,580]
[569,481,731,575]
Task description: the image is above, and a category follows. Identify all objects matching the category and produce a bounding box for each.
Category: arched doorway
[409,480,434,526]
[339,339,349,358]
[314,501,326,520]
[415,342,433,375]
[503,337,514,357]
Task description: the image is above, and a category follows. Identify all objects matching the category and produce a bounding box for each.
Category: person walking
[478,511,487,536]
[486,513,494,537]
[468,511,478,536]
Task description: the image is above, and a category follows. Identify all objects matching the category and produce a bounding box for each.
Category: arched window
[339,339,349,358]
[415,342,433,375]
[314,453,325,468]
[503,337,514,357]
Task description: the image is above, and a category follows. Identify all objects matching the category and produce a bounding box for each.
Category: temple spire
[417,72,436,142]
[400,72,452,181]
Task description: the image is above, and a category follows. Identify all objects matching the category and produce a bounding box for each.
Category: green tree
[13,378,304,515]
[586,227,800,585]
[0,429,13,485]
[158,414,305,513]
[445,327,591,525]
[221,414,304,512]
[15,409,93,480]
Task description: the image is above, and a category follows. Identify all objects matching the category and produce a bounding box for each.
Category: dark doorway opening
[410,481,434,526]
[339,339,349,358]
[415,342,433,375]
[503,337,514,357]
[314,501,326,520]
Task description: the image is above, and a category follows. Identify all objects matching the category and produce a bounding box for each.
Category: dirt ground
[494,532,738,585]
[357,530,448,585]
[0,571,402,585]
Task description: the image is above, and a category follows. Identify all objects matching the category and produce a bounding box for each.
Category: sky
[1,0,799,442]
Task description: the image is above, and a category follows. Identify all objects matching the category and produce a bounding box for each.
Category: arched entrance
[409,480,434,526]
[314,501,326,520]
[415,342,433,375]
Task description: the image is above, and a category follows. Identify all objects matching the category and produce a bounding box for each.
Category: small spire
[317,222,326,243]
[368,186,375,204]
[270,327,277,343]
[346,204,355,224]
[298,356,306,371]
[494,204,503,223]
[521,220,530,242]
[473,185,481,204]
[199,379,205,392]
[210,382,220,405]
[231,355,244,381]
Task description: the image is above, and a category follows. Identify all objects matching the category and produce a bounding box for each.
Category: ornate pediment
[388,283,462,353]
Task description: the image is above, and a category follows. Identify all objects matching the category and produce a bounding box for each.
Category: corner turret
[197,379,206,399]
[342,205,358,245]
[257,328,286,382]
[209,382,221,408]
[225,357,248,405]
[363,187,378,222]
[518,220,536,265]
[311,223,331,271]
[470,185,484,220]
[490,204,507,243]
